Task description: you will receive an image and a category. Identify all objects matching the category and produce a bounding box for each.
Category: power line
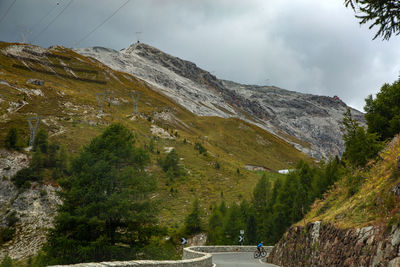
[29,1,62,35]
[31,0,74,43]
[73,0,131,47]
[0,0,17,24]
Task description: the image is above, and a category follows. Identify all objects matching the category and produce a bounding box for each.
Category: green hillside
[302,135,400,228]
[0,42,312,226]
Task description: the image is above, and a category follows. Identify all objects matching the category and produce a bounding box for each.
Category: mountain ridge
[76,42,365,159]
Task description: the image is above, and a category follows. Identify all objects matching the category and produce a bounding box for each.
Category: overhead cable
[29,0,63,35]
[0,0,17,24]
[31,0,74,43]
[73,0,131,47]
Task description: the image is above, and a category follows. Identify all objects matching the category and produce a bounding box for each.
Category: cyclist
[257,241,263,253]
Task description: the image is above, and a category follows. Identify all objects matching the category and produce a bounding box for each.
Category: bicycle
[254,247,267,258]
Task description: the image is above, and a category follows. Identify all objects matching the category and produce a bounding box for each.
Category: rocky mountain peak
[76,43,365,159]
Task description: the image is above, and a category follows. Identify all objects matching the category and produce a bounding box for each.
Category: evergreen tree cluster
[12,129,68,189]
[341,108,383,167]
[160,149,186,181]
[364,79,400,141]
[4,127,24,151]
[40,124,162,265]
[207,159,343,245]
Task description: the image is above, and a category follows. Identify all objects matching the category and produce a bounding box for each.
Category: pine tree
[207,206,223,245]
[246,213,257,245]
[345,0,400,40]
[43,124,158,264]
[33,128,48,153]
[4,128,21,150]
[184,198,202,235]
[342,108,383,167]
[222,203,243,244]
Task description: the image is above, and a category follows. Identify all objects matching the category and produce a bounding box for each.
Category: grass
[0,42,312,227]
[301,135,400,229]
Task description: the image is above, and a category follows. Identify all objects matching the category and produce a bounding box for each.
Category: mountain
[0,41,310,260]
[76,42,365,159]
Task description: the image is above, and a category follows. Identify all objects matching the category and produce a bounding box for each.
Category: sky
[1,0,399,112]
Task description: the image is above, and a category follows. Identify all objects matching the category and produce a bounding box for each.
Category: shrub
[11,168,38,188]
[4,128,22,150]
[33,129,48,153]
[346,174,365,197]
[194,142,207,155]
[0,227,16,244]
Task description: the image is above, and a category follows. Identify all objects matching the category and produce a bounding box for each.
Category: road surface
[212,252,279,266]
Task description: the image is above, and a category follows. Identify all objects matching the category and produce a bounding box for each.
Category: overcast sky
[1,0,399,111]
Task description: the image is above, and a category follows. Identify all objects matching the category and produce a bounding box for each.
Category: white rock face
[76,44,237,118]
[0,149,61,260]
[75,43,365,159]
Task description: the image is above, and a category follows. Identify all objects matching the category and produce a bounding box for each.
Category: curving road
[212,252,279,266]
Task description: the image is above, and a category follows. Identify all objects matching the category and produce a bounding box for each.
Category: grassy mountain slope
[0,42,312,227]
[302,135,400,228]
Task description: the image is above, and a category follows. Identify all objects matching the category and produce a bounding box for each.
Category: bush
[0,255,14,267]
[346,174,365,197]
[5,211,18,227]
[4,128,22,150]
[194,142,207,155]
[161,149,185,180]
[184,199,202,235]
[0,227,16,244]
[11,168,38,188]
[33,129,48,153]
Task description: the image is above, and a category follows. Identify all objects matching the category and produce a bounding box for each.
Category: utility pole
[27,116,41,146]
[135,31,142,43]
[131,91,142,114]
[96,91,107,116]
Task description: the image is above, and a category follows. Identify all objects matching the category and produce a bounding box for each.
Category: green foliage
[11,130,68,189]
[0,227,15,244]
[184,198,202,235]
[33,129,48,153]
[207,206,224,244]
[5,211,18,227]
[0,255,13,267]
[346,174,365,197]
[11,167,37,189]
[364,79,400,141]
[214,162,220,170]
[194,142,207,155]
[160,149,185,180]
[148,138,155,153]
[345,0,400,40]
[342,108,383,167]
[42,124,160,265]
[246,213,257,245]
[4,128,23,150]
[206,159,343,246]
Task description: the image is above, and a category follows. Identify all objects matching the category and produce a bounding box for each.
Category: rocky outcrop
[0,149,61,260]
[267,221,400,267]
[76,43,365,160]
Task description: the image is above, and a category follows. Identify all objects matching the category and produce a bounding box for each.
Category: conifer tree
[184,198,203,235]
[342,108,383,167]
[43,124,158,265]
[345,0,400,40]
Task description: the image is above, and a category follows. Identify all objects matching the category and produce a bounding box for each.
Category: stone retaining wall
[48,246,264,267]
[267,221,400,267]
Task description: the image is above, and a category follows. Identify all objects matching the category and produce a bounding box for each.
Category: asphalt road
[212,252,279,266]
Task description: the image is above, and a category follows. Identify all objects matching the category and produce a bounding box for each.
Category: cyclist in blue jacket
[257,241,263,252]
